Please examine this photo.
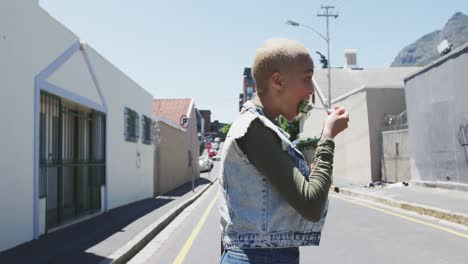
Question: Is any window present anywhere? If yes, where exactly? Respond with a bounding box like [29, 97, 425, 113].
[124, 107, 139, 142]
[141, 115, 153, 145]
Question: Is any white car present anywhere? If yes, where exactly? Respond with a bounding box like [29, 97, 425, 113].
[199, 156, 214, 172]
[211, 142, 219, 150]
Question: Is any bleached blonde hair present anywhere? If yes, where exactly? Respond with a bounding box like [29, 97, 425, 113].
[252, 38, 311, 95]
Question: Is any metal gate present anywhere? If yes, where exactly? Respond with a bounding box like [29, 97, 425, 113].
[39, 92, 106, 230]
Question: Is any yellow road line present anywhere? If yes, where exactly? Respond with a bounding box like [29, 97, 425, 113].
[173, 190, 219, 264]
[331, 194, 468, 239]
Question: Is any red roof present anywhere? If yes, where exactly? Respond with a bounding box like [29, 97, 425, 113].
[153, 99, 193, 125]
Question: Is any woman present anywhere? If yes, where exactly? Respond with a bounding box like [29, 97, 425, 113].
[218, 38, 350, 263]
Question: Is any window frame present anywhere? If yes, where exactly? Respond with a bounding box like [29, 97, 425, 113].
[141, 115, 153, 145]
[124, 107, 140, 142]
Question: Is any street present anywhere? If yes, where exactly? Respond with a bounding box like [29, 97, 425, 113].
[128, 159, 468, 264]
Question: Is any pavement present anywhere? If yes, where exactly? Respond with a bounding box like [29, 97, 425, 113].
[0, 171, 218, 264]
[2, 138, 467, 264]
[332, 182, 468, 227]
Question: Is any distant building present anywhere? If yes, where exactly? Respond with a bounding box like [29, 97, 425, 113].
[194, 108, 205, 134]
[239, 67, 256, 111]
[199, 110, 212, 132]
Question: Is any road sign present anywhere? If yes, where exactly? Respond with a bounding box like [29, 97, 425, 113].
[180, 115, 189, 128]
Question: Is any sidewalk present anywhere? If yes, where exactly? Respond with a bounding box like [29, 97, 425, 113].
[0, 173, 217, 264]
[332, 182, 468, 226]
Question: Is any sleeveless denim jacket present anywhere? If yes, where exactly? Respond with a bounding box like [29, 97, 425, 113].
[218, 101, 329, 249]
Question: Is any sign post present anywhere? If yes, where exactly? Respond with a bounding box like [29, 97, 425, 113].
[180, 115, 194, 192]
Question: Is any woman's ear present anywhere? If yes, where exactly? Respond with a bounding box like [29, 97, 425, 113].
[270, 72, 283, 93]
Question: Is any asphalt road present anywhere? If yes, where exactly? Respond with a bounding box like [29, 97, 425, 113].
[129, 159, 468, 264]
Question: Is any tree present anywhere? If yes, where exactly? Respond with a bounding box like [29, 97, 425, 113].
[316, 51, 328, 69]
[220, 123, 231, 135]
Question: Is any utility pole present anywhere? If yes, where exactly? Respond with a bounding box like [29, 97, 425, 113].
[317, 5, 338, 109]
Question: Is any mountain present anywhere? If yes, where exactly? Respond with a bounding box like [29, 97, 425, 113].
[391, 12, 468, 67]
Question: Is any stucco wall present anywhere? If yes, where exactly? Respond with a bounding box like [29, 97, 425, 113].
[382, 129, 411, 183]
[405, 49, 468, 187]
[0, 0, 78, 251]
[332, 91, 372, 186]
[366, 88, 407, 182]
[0, 0, 154, 251]
[154, 109, 199, 196]
[86, 47, 154, 209]
[301, 91, 372, 186]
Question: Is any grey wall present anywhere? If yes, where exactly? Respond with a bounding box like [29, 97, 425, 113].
[405, 49, 468, 188]
[382, 129, 411, 183]
[366, 88, 407, 182]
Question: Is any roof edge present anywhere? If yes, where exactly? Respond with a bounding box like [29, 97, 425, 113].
[154, 115, 186, 132]
[332, 84, 404, 104]
[404, 42, 468, 82]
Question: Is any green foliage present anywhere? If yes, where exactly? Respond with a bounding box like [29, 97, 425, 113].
[278, 116, 300, 141]
[316, 51, 328, 69]
[220, 123, 231, 134]
[295, 137, 320, 150]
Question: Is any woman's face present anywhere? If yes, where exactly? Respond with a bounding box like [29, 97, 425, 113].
[280, 55, 315, 121]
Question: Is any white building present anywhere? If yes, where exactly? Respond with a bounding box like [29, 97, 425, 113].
[0, 0, 154, 251]
[300, 50, 419, 186]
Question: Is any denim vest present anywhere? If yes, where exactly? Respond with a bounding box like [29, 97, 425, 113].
[218, 101, 329, 249]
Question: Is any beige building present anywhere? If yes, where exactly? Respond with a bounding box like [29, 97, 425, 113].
[153, 99, 200, 196]
[0, 0, 154, 251]
[300, 52, 419, 186]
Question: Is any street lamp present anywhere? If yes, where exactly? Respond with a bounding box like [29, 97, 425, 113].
[286, 19, 333, 109]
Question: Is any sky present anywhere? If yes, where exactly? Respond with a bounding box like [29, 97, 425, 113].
[39, 0, 467, 123]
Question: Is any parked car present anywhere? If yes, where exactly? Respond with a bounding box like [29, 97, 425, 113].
[208, 149, 217, 158]
[205, 141, 212, 150]
[199, 156, 214, 172]
[212, 155, 222, 161]
[214, 137, 221, 143]
[211, 142, 219, 150]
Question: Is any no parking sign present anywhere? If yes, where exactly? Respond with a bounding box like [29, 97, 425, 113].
[180, 115, 190, 128]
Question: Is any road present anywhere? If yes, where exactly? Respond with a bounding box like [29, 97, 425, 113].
[129, 159, 468, 264]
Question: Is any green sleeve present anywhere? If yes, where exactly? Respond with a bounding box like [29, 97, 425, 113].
[236, 119, 335, 222]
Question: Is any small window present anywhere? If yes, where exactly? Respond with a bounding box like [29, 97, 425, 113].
[124, 107, 139, 142]
[141, 115, 153, 145]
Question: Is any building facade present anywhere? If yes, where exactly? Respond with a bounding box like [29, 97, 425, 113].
[300, 53, 419, 186]
[0, 0, 154, 251]
[239, 67, 256, 111]
[153, 99, 200, 196]
[405, 43, 468, 190]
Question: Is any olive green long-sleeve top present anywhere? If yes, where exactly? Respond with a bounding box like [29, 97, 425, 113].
[236, 116, 335, 222]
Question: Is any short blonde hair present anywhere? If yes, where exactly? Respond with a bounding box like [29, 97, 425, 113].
[252, 38, 311, 95]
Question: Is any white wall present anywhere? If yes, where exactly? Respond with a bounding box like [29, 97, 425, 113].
[0, 0, 77, 252]
[0, 0, 153, 251]
[332, 92, 372, 186]
[301, 91, 372, 186]
[86, 48, 154, 210]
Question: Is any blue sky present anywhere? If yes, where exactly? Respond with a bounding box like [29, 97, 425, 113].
[39, 0, 467, 123]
